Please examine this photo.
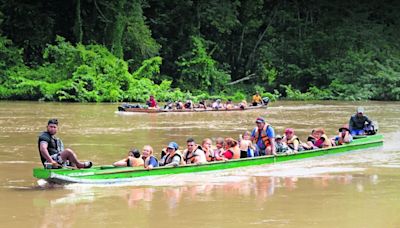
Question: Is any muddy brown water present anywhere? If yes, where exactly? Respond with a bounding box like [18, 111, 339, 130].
[0, 101, 399, 227]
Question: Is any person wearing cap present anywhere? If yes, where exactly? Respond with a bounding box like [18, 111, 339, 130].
[38, 119, 92, 169]
[334, 124, 353, 145]
[212, 99, 223, 110]
[182, 138, 207, 164]
[251, 117, 276, 156]
[141, 145, 159, 170]
[275, 135, 290, 154]
[113, 148, 144, 167]
[159, 142, 184, 167]
[349, 107, 372, 136]
[282, 128, 303, 153]
[252, 92, 263, 106]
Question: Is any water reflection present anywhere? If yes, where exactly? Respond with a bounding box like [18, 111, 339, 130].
[42, 173, 379, 210]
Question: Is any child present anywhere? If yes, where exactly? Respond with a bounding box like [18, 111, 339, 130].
[213, 137, 226, 161]
[275, 135, 291, 154]
[239, 131, 255, 158]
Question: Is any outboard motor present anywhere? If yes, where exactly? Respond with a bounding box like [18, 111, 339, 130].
[364, 121, 378, 135]
[262, 97, 270, 105]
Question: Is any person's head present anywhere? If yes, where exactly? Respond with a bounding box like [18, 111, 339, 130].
[284, 128, 295, 139]
[142, 145, 153, 158]
[128, 148, 141, 158]
[314, 128, 325, 139]
[186, 138, 196, 152]
[256, 91, 259, 95]
[356, 107, 365, 116]
[255, 117, 265, 129]
[275, 134, 283, 142]
[167, 141, 179, 154]
[47, 118, 59, 135]
[224, 137, 238, 149]
[215, 137, 225, 149]
[339, 124, 350, 134]
[243, 131, 251, 140]
[202, 138, 212, 151]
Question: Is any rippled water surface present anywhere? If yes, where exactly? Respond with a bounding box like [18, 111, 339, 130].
[0, 101, 399, 227]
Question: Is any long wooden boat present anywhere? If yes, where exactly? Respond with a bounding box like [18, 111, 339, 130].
[117, 103, 268, 113]
[33, 134, 383, 184]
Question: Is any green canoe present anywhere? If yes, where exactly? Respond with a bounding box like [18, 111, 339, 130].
[33, 134, 383, 184]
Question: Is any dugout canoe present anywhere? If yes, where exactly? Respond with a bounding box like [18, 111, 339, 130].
[33, 134, 383, 185]
[117, 103, 268, 113]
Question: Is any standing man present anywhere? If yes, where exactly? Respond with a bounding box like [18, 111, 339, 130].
[251, 117, 276, 156]
[349, 107, 372, 136]
[38, 119, 92, 169]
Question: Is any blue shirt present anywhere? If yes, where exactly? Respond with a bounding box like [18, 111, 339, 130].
[251, 126, 275, 150]
[148, 156, 159, 167]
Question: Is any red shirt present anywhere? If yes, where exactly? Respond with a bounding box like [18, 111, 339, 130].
[223, 150, 233, 159]
[148, 98, 157, 107]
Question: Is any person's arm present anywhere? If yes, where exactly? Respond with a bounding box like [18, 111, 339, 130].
[349, 117, 355, 130]
[113, 157, 129, 166]
[365, 116, 372, 125]
[165, 155, 181, 167]
[39, 141, 60, 167]
[146, 157, 158, 170]
[266, 127, 276, 155]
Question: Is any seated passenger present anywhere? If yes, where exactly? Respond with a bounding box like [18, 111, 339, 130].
[282, 128, 303, 153]
[212, 137, 226, 161]
[184, 100, 194, 109]
[198, 99, 207, 109]
[146, 95, 158, 108]
[182, 138, 207, 164]
[141, 145, 159, 170]
[164, 101, 173, 110]
[275, 135, 291, 154]
[113, 148, 144, 167]
[200, 138, 213, 162]
[239, 131, 255, 158]
[302, 129, 317, 150]
[225, 99, 234, 109]
[334, 124, 353, 146]
[239, 100, 248, 110]
[212, 99, 223, 110]
[222, 138, 240, 160]
[175, 100, 184, 109]
[159, 142, 184, 167]
[303, 128, 332, 149]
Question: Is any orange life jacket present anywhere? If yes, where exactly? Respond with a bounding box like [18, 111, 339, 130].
[253, 124, 271, 148]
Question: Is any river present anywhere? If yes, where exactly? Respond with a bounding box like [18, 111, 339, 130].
[0, 101, 399, 227]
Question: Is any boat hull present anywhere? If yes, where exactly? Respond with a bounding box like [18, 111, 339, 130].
[33, 134, 383, 184]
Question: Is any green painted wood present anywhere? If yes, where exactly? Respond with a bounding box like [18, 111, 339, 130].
[33, 134, 383, 184]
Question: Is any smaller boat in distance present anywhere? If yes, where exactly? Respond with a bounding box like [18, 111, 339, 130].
[117, 103, 268, 113]
[117, 97, 270, 113]
[33, 134, 383, 185]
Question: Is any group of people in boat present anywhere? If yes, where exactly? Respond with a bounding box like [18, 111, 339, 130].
[143, 93, 269, 111]
[37, 107, 376, 169]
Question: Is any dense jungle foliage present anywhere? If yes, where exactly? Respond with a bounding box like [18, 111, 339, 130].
[0, 0, 399, 102]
